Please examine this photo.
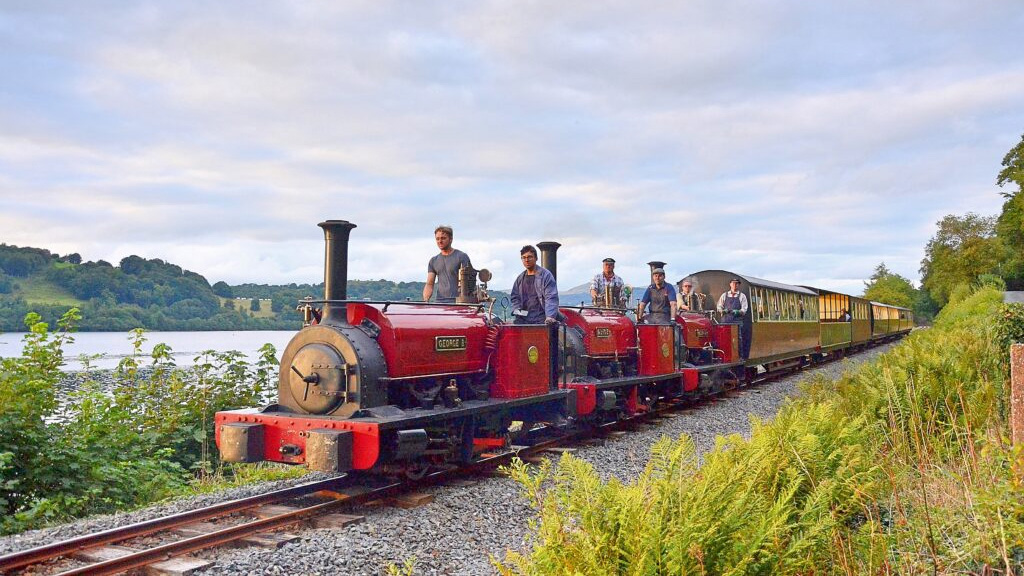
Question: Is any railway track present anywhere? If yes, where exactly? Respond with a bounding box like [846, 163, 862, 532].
[0, 352, 852, 576]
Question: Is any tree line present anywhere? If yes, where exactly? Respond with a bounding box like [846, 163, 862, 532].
[859, 133, 1024, 322]
[0, 246, 425, 331]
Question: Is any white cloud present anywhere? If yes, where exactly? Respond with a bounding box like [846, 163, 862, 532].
[0, 1, 1021, 296]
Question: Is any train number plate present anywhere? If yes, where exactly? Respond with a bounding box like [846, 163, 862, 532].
[595, 328, 611, 338]
[435, 336, 467, 352]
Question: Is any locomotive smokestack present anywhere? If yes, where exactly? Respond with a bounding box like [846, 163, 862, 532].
[647, 260, 666, 274]
[319, 220, 356, 325]
[537, 241, 561, 280]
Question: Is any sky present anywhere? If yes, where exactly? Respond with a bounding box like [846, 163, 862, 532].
[1, 2, 1022, 295]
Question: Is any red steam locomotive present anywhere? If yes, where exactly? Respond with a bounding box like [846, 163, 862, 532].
[215, 220, 910, 478]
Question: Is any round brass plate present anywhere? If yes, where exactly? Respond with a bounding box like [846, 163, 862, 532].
[527, 345, 539, 364]
[661, 342, 670, 358]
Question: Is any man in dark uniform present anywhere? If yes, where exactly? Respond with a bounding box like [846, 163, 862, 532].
[717, 278, 751, 359]
[639, 268, 677, 324]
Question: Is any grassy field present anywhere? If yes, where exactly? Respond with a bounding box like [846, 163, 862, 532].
[219, 297, 275, 318]
[13, 276, 86, 306]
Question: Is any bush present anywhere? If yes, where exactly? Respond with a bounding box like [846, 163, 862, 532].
[0, 312, 280, 534]
[997, 302, 1024, 348]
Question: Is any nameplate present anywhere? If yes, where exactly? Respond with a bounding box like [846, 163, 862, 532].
[435, 336, 467, 352]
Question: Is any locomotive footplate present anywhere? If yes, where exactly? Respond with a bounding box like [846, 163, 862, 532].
[352, 389, 574, 430]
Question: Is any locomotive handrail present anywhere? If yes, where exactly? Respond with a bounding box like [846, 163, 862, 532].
[568, 303, 632, 314]
[298, 297, 487, 313]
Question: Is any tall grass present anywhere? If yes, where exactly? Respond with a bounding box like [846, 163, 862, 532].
[500, 287, 1023, 574]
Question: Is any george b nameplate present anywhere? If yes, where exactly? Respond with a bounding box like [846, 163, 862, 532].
[435, 336, 467, 352]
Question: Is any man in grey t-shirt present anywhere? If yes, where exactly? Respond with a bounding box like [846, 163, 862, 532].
[423, 225, 472, 303]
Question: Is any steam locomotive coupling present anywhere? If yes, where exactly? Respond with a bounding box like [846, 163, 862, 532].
[215, 220, 913, 478]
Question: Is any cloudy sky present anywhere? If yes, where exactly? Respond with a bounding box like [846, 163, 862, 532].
[1, 1, 1022, 294]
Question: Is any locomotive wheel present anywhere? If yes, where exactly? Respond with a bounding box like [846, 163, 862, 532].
[403, 459, 431, 481]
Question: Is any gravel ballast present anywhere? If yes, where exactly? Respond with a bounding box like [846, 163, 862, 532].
[0, 345, 893, 575]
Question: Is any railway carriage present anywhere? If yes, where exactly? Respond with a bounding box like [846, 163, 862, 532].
[868, 302, 914, 341]
[798, 288, 871, 355]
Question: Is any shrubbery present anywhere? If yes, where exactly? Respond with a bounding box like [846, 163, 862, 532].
[501, 287, 1023, 574]
[0, 310, 282, 535]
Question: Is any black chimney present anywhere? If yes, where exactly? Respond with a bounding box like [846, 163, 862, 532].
[537, 241, 561, 280]
[319, 220, 356, 325]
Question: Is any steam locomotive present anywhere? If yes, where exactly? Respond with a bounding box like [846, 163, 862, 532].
[215, 220, 912, 478]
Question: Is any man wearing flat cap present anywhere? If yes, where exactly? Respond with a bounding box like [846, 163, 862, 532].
[639, 267, 677, 324]
[589, 257, 628, 308]
[717, 278, 751, 358]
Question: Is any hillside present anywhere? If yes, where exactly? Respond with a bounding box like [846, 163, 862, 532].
[0, 243, 425, 332]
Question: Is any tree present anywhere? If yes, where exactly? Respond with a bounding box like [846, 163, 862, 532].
[212, 281, 233, 298]
[997, 132, 1024, 194]
[996, 133, 1024, 289]
[863, 263, 916, 308]
[919, 213, 1002, 306]
[250, 298, 261, 312]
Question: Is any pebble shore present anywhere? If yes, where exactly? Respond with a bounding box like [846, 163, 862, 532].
[0, 346, 893, 575]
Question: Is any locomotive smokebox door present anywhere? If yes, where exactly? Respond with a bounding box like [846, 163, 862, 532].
[306, 429, 354, 472]
[287, 343, 348, 414]
[220, 422, 265, 463]
[278, 324, 388, 417]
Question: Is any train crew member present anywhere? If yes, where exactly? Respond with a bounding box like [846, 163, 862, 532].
[423, 225, 472, 303]
[717, 278, 751, 359]
[589, 257, 628, 308]
[510, 245, 559, 325]
[676, 279, 705, 312]
[639, 268, 677, 324]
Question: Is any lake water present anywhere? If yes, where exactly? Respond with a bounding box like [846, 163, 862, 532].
[0, 330, 296, 371]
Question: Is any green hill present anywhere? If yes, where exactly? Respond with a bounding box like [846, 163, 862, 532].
[0, 243, 429, 332]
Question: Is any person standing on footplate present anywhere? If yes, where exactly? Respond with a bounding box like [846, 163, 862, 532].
[717, 278, 751, 359]
[423, 225, 472, 303]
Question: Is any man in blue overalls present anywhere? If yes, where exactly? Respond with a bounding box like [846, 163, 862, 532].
[639, 268, 677, 324]
[717, 278, 751, 359]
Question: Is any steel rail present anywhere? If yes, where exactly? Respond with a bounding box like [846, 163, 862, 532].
[0, 476, 350, 572]
[52, 445, 567, 576]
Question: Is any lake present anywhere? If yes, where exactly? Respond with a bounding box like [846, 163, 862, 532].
[0, 330, 296, 371]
